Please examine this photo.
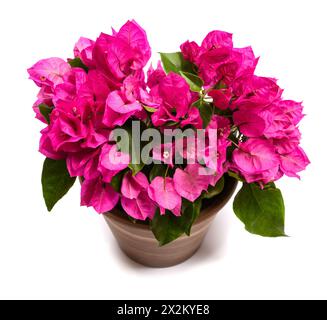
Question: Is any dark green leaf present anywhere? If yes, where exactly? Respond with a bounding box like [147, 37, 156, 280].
[233, 183, 286, 237]
[68, 58, 88, 72]
[110, 170, 126, 192]
[150, 211, 185, 246]
[159, 52, 196, 75]
[150, 197, 203, 246]
[180, 71, 203, 92]
[38, 104, 53, 124]
[203, 176, 225, 199]
[194, 100, 213, 129]
[182, 198, 202, 236]
[149, 164, 167, 182]
[41, 158, 76, 212]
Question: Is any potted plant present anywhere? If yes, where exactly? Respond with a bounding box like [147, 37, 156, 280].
[28, 20, 309, 268]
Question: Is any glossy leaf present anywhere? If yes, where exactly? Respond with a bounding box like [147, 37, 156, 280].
[150, 211, 185, 246]
[194, 99, 213, 129]
[41, 158, 76, 211]
[233, 183, 286, 237]
[180, 71, 203, 92]
[159, 52, 196, 75]
[38, 104, 53, 124]
[68, 57, 88, 72]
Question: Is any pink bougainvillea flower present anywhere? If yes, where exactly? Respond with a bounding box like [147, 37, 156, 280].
[152, 142, 175, 166]
[121, 171, 149, 199]
[180, 107, 203, 129]
[279, 146, 310, 178]
[81, 178, 119, 214]
[180, 41, 200, 64]
[103, 90, 144, 127]
[45, 111, 88, 153]
[66, 149, 100, 180]
[233, 138, 279, 173]
[174, 164, 211, 202]
[279, 100, 304, 126]
[207, 115, 231, 137]
[231, 47, 258, 79]
[148, 177, 181, 216]
[28, 58, 71, 88]
[200, 30, 233, 50]
[103, 75, 147, 128]
[116, 20, 151, 70]
[73, 37, 95, 68]
[98, 144, 129, 183]
[208, 89, 232, 110]
[93, 20, 151, 82]
[121, 192, 156, 221]
[232, 138, 280, 184]
[204, 115, 231, 178]
[233, 110, 266, 137]
[233, 76, 283, 108]
[120, 172, 156, 220]
[260, 102, 299, 139]
[39, 127, 66, 160]
[212, 47, 258, 87]
[158, 73, 191, 117]
[147, 62, 166, 89]
[151, 73, 202, 128]
[273, 127, 301, 155]
[53, 68, 88, 107]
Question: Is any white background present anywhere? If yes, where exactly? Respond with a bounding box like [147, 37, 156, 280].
[0, 0, 326, 300]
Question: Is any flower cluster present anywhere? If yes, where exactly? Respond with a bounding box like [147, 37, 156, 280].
[28, 20, 309, 227]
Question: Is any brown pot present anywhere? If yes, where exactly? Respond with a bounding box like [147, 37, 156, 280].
[103, 177, 238, 268]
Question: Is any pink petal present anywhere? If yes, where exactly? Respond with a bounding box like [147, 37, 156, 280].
[81, 178, 119, 214]
[100, 144, 129, 171]
[173, 164, 211, 202]
[148, 177, 181, 216]
[233, 138, 280, 173]
[233, 110, 266, 137]
[121, 172, 149, 199]
[280, 147, 310, 178]
[27, 58, 71, 87]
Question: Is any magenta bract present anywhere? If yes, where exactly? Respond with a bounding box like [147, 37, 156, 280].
[29, 21, 309, 218]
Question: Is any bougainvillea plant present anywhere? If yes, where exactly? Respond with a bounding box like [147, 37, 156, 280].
[28, 20, 309, 245]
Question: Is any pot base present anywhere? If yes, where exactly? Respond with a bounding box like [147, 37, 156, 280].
[104, 214, 214, 268]
[103, 176, 238, 268]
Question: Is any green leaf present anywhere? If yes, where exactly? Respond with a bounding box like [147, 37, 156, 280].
[150, 211, 185, 246]
[180, 71, 203, 92]
[159, 52, 196, 75]
[110, 170, 126, 192]
[41, 158, 76, 212]
[143, 105, 157, 113]
[149, 164, 167, 182]
[182, 198, 202, 236]
[150, 197, 203, 246]
[68, 58, 88, 72]
[203, 176, 225, 199]
[194, 99, 213, 129]
[233, 183, 286, 237]
[38, 104, 53, 124]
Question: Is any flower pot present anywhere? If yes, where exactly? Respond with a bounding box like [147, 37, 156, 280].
[103, 177, 238, 268]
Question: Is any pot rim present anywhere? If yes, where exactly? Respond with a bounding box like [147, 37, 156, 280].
[104, 176, 238, 230]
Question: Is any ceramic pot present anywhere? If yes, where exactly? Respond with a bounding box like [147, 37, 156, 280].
[103, 176, 238, 268]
